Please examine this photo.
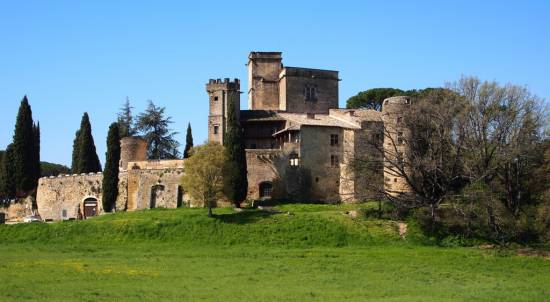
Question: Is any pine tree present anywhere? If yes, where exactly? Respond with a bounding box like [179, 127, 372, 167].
[102, 122, 121, 212]
[0, 144, 16, 203]
[71, 129, 81, 173]
[13, 96, 37, 196]
[222, 100, 248, 207]
[117, 98, 136, 138]
[33, 122, 41, 183]
[72, 113, 102, 174]
[183, 122, 194, 158]
[136, 100, 180, 159]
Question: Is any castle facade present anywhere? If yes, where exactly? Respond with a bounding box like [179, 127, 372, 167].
[35, 51, 409, 221]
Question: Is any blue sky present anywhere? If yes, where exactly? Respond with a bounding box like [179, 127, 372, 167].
[1, 0, 549, 166]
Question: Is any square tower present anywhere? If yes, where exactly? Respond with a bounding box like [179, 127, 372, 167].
[247, 52, 282, 110]
[206, 78, 240, 145]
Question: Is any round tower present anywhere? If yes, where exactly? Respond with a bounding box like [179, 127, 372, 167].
[381, 96, 411, 195]
[119, 136, 148, 170]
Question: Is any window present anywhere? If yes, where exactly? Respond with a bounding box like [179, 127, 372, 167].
[330, 134, 339, 146]
[289, 153, 299, 167]
[305, 85, 317, 102]
[331, 155, 339, 167]
[213, 125, 219, 135]
[214, 96, 219, 101]
[62, 209, 67, 218]
[397, 132, 404, 145]
[259, 182, 273, 199]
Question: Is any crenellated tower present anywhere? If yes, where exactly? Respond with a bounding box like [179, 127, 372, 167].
[206, 78, 240, 145]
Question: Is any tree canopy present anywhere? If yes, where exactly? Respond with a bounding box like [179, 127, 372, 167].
[102, 122, 121, 212]
[183, 122, 194, 159]
[136, 100, 180, 160]
[181, 142, 226, 217]
[117, 98, 136, 138]
[71, 113, 102, 174]
[222, 100, 248, 207]
[12, 96, 40, 196]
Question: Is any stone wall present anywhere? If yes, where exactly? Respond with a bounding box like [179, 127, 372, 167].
[299, 126, 342, 202]
[127, 168, 185, 210]
[279, 67, 339, 114]
[0, 197, 34, 221]
[37, 173, 103, 221]
[36, 160, 187, 220]
[245, 149, 281, 200]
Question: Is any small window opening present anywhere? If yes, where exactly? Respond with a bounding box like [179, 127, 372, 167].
[289, 153, 299, 167]
[330, 134, 339, 146]
[331, 155, 339, 167]
[213, 125, 219, 135]
[214, 96, 219, 101]
[397, 132, 404, 145]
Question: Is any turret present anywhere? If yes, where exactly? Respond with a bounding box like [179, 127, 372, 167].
[381, 96, 411, 195]
[206, 78, 240, 145]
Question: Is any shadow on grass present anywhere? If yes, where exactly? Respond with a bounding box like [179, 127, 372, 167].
[213, 209, 279, 225]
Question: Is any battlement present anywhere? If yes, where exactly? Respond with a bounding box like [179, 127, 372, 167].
[206, 78, 240, 91]
[39, 172, 103, 180]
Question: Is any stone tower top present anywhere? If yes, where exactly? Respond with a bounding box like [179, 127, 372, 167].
[247, 51, 283, 110]
[120, 136, 147, 170]
[206, 78, 241, 145]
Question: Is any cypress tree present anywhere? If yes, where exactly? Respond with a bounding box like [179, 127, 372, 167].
[102, 122, 121, 212]
[222, 100, 248, 207]
[77, 113, 102, 173]
[13, 96, 36, 196]
[33, 122, 41, 182]
[0, 144, 16, 203]
[71, 130, 81, 173]
[183, 122, 194, 158]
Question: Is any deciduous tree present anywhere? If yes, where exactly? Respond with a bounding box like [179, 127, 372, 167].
[181, 142, 226, 217]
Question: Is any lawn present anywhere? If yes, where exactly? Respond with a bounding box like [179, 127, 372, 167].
[0, 204, 548, 301]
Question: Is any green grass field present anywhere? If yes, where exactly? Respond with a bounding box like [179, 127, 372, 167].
[0, 204, 548, 301]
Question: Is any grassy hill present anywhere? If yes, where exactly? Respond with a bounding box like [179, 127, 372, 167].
[0, 203, 549, 301]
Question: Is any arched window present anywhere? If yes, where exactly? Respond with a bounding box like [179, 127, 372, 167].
[259, 182, 273, 199]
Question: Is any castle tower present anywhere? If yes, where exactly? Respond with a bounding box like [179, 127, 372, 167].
[119, 136, 148, 170]
[206, 78, 240, 145]
[381, 96, 411, 195]
[247, 52, 282, 110]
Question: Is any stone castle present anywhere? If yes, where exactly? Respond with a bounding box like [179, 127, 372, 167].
[35, 51, 410, 221]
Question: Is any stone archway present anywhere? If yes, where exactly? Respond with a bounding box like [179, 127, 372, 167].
[82, 197, 99, 218]
[150, 185, 165, 209]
